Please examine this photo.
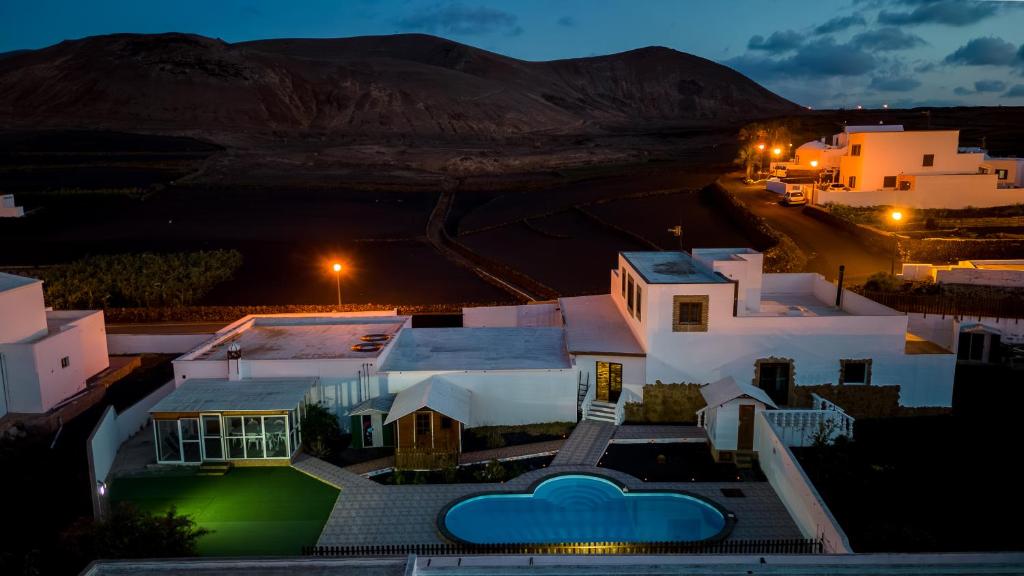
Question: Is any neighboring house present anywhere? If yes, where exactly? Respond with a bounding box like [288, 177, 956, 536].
[0, 194, 24, 217]
[900, 260, 1024, 288]
[0, 273, 109, 418]
[788, 125, 1023, 208]
[152, 249, 957, 468]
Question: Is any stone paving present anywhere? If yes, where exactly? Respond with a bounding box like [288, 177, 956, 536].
[306, 422, 802, 547]
[550, 421, 615, 466]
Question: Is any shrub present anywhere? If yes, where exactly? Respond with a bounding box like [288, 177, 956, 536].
[63, 504, 209, 563]
[863, 272, 902, 293]
[472, 459, 508, 482]
[301, 403, 346, 459]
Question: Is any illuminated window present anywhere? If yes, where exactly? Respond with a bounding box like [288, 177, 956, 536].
[851, 144, 861, 157]
[922, 154, 934, 167]
[996, 169, 1009, 180]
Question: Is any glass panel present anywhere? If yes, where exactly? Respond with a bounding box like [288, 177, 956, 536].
[245, 436, 265, 459]
[244, 416, 263, 437]
[227, 437, 245, 459]
[157, 420, 181, 462]
[204, 438, 224, 460]
[180, 419, 199, 441]
[264, 416, 288, 458]
[202, 415, 221, 436]
[183, 441, 201, 463]
[264, 416, 286, 435]
[226, 416, 244, 437]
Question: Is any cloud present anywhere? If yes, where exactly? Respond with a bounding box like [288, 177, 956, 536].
[747, 30, 803, 54]
[914, 61, 937, 73]
[1005, 84, 1024, 98]
[974, 80, 1007, 93]
[727, 38, 877, 82]
[814, 15, 867, 35]
[944, 37, 1018, 66]
[869, 75, 922, 92]
[953, 86, 973, 96]
[556, 16, 575, 27]
[849, 27, 926, 52]
[397, 3, 522, 36]
[878, 0, 998, 27]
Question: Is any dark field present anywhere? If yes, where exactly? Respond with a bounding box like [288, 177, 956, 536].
[597, 442, 763, 482]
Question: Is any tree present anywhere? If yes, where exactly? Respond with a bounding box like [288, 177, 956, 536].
[301, 403, 346, 459]
[63, 504, 209, 564]
[736, 122, 794, 179]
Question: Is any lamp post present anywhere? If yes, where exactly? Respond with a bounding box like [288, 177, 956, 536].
[889, 211, 903, 274]
[757, 143, 766, 178]
[332, 262, 343, 306]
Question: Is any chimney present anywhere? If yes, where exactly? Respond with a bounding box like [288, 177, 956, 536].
[835, 265, 845, 308]
[227, 342, 243, 381]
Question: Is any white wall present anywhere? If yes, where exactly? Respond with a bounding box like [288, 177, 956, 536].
[107, 333, 212, 355]
[0, 281, 47, 342]
[33, 327, 89, 411]
[937, 266, 1024, 288]
[817, 173, 1018, 209]
[573, 354, 646, 405]
[906, 314, 959, 351]
[705, 398, 767, 452]
[754, 413, 853, 553]
[382, 369, 579, 426]
[463, 303, 561, 327]
[117, 380, 175, 443]
[0, 346, 41, 412]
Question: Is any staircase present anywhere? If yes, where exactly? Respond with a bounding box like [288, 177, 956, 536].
[197, 461, 231, 476]
[585, 400, 618, 424]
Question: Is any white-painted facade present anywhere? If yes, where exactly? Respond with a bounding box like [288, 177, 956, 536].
[788, 125, 1024, 208]
[0, 273, 109, 417]
[901, 260, 1024, 288]
[0, 194, 25, 218]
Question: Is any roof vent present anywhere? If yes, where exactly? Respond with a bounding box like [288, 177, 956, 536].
[360, 333, 391, 343]
[351, 342, 383, 353]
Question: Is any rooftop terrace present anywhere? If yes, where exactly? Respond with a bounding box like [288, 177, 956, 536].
[379, 327, 571, 372]
[195, 316, 407, 360]
[622, 251, 726, 285]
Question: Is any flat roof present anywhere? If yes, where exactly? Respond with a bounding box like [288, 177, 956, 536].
[195, 317, 407, 360]
[749, 293, 849, 317]
[379, 327, 571, 372]
[622, 251, 726, 284]
[845, 124, 904, 133]
[560, 294, 644, 356]
[149, 378, 317, 413]
[0, 272, 39, 292]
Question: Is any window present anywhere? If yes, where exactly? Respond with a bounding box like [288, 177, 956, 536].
[595, 361, 623, 403]
[415, 412, 431, 437]
[848, 176, 857, 189]
[243, 416, 264, 458]
[672, 295, 709, 332]
[922, 154, 934, 167]
[635, 285, 642, 321]
[226, 416, 245, 459]
[851, 144, 861, 157]
[179, 418, 201, 463]
[441, 416, 453, 430]
[996, 169, 1009, 180]
[621, 268, 626, 298]
[626, 275, 635, 314]
[755, 359, 793, 406]
[883, 176, 897, 188]
[156, 420, 181, 462]
[264, 416, 288, 458]
[60, 356, 70, 369]
[840, 359, 872, 385]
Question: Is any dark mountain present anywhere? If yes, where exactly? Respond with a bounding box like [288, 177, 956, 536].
[0, 33, 799, 142]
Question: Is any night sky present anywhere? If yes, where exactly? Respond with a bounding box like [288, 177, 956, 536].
[2, 0, 1023, 109]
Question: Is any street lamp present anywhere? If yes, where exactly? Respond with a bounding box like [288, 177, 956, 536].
[810, 160, 819, 168]
[331, 262, 343, 306]
[889, 211, 903, 274]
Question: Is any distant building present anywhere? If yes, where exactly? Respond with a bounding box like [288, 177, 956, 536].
[0, 273, 109, 418]
[783, 125, 1024, 208]
[0, 194, 24, 217]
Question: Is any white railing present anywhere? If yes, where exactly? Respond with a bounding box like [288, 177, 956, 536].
[579, 372, 595, 420]
[614, 395, 626, 425]
[763, 396, 854, 448]
[695, 406, 707, 429]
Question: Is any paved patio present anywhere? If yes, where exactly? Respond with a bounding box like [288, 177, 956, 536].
[550, 421, 615, 466]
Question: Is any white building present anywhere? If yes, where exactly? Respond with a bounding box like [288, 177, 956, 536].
[156, 248, 956, 466]
[0, 273, 109, 417]
[0, 194, 24, 218]
[786, 125, 1023, 208]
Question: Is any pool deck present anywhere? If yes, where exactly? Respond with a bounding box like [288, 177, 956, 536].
[303, 422, 802, 547]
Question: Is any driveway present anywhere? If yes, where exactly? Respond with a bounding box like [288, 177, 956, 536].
[720, 174, 891, 283]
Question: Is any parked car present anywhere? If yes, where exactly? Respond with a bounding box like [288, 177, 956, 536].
[782, 190, 807, 206]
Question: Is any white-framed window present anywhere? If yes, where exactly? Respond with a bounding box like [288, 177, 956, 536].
[840, 359, 872, 385]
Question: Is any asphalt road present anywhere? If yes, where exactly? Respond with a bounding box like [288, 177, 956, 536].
[719, 174, 892, 284]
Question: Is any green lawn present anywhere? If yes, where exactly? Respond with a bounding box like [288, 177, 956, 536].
[110, 467, 339, 556]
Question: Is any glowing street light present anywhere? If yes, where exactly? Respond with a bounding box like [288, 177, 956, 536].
[331, 262, 343, 306]
[810, 160, 819, 168]
[889, 210, 903, 274]
[772, 147, 782, 156]
[890, 210, 903, 223]
[757, 143, 765, 151]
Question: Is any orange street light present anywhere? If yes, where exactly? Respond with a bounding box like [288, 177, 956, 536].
[890, 210, 903, 222]
[772, 147, 782, 156]
[810, 160, 819, 168]
[888, 211, 903, 274]
[757, 143, 766, 151]
[331, 262, 343, 305]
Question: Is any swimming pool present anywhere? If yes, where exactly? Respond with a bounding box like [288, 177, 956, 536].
[439, 474, 734, 545]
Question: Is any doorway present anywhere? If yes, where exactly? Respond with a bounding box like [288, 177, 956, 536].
[596, 361, 623, 403]
[756, 360, 792, 406]
[201, 414, 224, 461]
[737, 404, 755, 450]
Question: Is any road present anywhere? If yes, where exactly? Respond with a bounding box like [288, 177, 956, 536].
[719, 174, 892, 284]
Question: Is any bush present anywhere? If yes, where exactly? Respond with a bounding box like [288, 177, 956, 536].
[63, 504, 209, 564]
[472, 459, 508, 482]
[301, 403, 346, 459]
[863, 272, 902, 293]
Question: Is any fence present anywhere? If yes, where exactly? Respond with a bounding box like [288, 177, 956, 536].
[860, 291, 1024, 320]
[303, 538, 823, 557]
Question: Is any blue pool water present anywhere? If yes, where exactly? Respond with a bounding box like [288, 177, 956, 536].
[441, 474, 730, 544]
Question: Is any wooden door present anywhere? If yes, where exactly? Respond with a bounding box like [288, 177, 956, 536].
[737, 404, 755, 451]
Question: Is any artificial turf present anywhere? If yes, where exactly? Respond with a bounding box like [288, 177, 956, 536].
[110, 467, 339, 556]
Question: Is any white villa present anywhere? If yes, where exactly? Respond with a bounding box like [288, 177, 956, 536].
[779, 125, 1024, 208]
[0, 194, 25, 218]
[155, 248, 957, 467]
[0, 272, 109, 418]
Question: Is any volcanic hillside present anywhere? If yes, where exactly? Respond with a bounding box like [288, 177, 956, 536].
[0, 33, 799, 141]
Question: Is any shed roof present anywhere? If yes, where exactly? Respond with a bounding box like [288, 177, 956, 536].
[700, 376, 777, 409]
[378, 327, 571, 372]
[560, 294, 644, 356]
[384, 377, 471, 425]
[149, 378, 317, 413]
[350, 393, 397, 416]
